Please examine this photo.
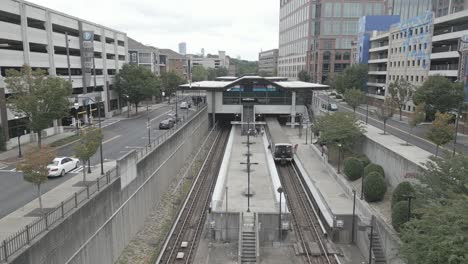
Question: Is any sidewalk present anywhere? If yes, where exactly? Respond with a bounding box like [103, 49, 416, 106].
[0, 161, 116, 241]
[0, 103, 166, 166]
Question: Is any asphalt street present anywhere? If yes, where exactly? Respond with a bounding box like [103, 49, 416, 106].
[0, 100, 197, 219]
[317, 93, 468, 156]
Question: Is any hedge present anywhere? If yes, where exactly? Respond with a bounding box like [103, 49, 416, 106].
[364, 163, 385, 178]
[392, 200, 409, 231]
[392, 182, 415, 208]
[344, 157, 364, 181]
[355, 154, 370, 167]
[363, 172, 387, 202]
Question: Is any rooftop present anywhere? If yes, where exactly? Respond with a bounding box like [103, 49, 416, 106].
[180, 76, 329, 91]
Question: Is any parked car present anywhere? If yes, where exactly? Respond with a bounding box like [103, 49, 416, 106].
[48, 157, 80, 177]
[328, 103, 338, 111]
[180, 102, 188, 109]
[159, 119, 173, 129]
[167, 113, 181, 124]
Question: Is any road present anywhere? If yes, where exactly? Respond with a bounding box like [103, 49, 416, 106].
[317, 93, 468, 156]
[0, 100, 197, 219]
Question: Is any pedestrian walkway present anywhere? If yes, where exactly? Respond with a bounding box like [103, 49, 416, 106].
[0, 161, 116, 241]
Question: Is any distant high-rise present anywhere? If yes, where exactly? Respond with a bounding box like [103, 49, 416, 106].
[389, 0, 468, 19]
[178, 42, 187, 55]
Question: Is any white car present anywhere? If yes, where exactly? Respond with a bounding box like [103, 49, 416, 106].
[48, 157, 80, 177]
[180, 102, 188, 109]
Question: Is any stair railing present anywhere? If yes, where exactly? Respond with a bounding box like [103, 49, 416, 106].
[238, 212, 243, 263]
[255, 213, 260, 263]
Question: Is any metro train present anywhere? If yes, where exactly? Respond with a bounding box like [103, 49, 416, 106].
[266, 117, 294, 164]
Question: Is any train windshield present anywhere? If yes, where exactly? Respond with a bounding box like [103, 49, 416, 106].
[275, 145, 292, 156]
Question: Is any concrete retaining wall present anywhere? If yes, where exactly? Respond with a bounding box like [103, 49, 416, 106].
[209, 212, 241, 242]
[10, 108, 209, 264]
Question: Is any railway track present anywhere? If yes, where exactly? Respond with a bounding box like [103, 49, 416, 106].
[277, 162, 338, 264]
[155, 126, 230, 264]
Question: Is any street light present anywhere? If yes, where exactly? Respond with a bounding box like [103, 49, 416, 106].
[337, 143, 343, 174]
[403, 194, 415, 221]
[14, 116, 22, 158]
[73, 103, 80, 134]
[277, 187, 284, 241]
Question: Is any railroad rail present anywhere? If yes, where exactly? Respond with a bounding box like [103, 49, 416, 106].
[155, 126, 230, 264]
[277, 162, 338, 264]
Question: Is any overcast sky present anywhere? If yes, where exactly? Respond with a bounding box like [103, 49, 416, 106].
[29, 0, 279, 61]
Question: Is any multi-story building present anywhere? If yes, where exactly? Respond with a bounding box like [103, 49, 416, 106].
[388, 0, 468, 20]
[278, 0, 387, 82]
[159, 48, 187, 78]
[189, 51, 230, 70]
[432, 0, 468, 17]
[128, 37, 160, 76]
[258, 49, 279, 76]
[178, 42, 186, 55]
[0, 0, 127, 147]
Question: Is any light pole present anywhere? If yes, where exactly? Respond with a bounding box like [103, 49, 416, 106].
[351, 190, 356, 243]
[403, 194, 414, 221]
[277, 187, 284, 241]
[337, 143, 342, 174]
[14, 116, 22, 158]
[74, 103, 80, 134]
[147, 104, 151, 145]
[361, 171, 365, 200]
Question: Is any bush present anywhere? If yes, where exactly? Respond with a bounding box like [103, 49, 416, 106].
[343, 157, 364, 181]
[392, 182, 415, 208]
[363, 172, 387, 202]
[330, 92, 337, 96]
[335, 94, 343, 99]
[364, 163, 385, 178]
[392, 200, 409, 231]
[355, 154, 370, 167]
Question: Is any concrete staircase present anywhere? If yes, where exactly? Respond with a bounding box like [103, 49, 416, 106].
[240, 213, 257, 263]
[369, 232, 386, 264]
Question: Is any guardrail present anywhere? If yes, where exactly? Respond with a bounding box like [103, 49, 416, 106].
[0, 104, 208, 263]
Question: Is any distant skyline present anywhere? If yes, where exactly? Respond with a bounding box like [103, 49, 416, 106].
[29, 0, 279, 61]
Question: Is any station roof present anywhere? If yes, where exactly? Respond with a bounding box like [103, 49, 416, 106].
[180, 76, 329, 91]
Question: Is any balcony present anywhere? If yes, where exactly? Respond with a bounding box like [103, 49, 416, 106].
[367, 79, 386, 87]
[430, 51, 459, 60]
[368, 70, 387, 75]
[430, 64, 459, 71]
[433, 29, 468, 42]
[369, 46, 389, 53]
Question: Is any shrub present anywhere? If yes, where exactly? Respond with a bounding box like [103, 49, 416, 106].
[355, 154, 370, 167]
[364, 163, 385, 178]
[392, 200, 409, 231]
[330, 92, 337, 96]
[392, 182, 415, 208]
[363, 172, 387, 202]
[335, 94, 343, 99]
[343, 157, 364, 181]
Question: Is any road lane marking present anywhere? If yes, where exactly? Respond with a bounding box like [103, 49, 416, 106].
[150, 110, 172, 123]
[102, 135, 121, 144]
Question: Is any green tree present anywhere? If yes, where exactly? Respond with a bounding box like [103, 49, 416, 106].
[387, 79, 414, 121]
[74, 128, 103, 183]
[192, 65, 208, 82]
[17, 146, 56, 213]
[230, 58, 258, 76]
[207, 68, 217, 81]
[343, 64, 368, 93]
[298, 70, 311, 82]
[344, 88, 365, 112]
[413, 75, 464, 119]
[114, 64, 160, 114]
[315, 112, 365, 150]
[375, 99, 396, 135]
[400, 198, 468, 264]
[216, 67, 228, 77]
[161, 71, 184, 102]
[5, 65, 72, 147]
[427, 112, 454, 157]
[328, 73, 346, 94]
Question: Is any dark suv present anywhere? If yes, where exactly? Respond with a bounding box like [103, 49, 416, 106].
[159, 119, 173, 129]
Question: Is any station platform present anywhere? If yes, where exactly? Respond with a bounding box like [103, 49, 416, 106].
[212, 125, 278, 213]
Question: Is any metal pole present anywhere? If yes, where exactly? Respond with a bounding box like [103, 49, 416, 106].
[225, 186, 228, 241]
[453, 103, 462, 156]
[352, 190, 356, 243]
[337, 146, 341, 174]
[368, 216, 374, 264]
[87, 159, 91, 173]
[305, 124, 308, 144]
[366, 94, 369, 124]
[147, 105, 151, 145]
[278, 191, 282, 241]
[17, 124, 22, 158]
[65, 32, 72, 83]
[407, 196, 413, 221]
[98, 102, 104, 175]
[361, 174, 365, 200]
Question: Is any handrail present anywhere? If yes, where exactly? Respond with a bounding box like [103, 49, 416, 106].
[255, 213, 260, 263]
[238, 212, 243, 263]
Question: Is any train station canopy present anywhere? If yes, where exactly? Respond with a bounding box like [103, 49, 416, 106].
[179, 76, 329, 91]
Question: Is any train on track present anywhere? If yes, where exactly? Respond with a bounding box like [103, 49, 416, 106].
[266, 117, 294, 164]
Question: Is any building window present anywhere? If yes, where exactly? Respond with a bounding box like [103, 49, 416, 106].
[335, 52, 342, 60]
[343, 52, 350, 60]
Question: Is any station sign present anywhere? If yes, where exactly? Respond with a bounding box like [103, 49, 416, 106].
[81, 31, 95, 88]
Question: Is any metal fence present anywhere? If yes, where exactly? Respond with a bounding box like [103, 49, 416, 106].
[0, 104, 207, 263]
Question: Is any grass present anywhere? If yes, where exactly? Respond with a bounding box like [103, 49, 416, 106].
[49, 134, 80, 147]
